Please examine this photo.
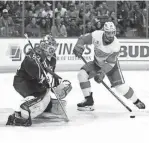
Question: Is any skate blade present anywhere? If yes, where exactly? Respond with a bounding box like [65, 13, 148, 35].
[77, 106, 94, 111]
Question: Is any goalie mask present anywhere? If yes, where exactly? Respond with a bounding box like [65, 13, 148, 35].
[40, 35, 57, 60]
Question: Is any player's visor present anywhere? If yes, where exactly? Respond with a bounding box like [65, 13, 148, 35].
[105, 31, 116, 37]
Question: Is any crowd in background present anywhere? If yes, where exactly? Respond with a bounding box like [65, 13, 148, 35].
[0, 1, 148, 38]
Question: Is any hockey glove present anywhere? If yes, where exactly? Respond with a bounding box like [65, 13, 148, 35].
[39, 76, 50, 88]
[73, 44, 85, 58]
[42, 79, 50, 88]
[94, 71, 105, 84]
[53, 80, 72, 99]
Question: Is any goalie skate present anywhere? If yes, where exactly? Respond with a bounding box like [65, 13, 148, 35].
[6, 111, 32, 126]
[77, 92, 94, 111]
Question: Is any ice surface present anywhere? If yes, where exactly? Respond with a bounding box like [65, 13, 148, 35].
[0, 71, 149, 143]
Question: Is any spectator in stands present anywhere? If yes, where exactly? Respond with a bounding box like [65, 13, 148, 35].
[51, 15, 67, 37]
[95, 2, 109, 25]
[63, 12, 70, 26]
[0, 9, 16, 37]
[128, 3, 146, 37]
[25, 10, 34, 27]
[25, 17, 41, 37]
[33, 2, 43, 18]
[85, 2, 93, 22]
[41, 2, 53, 18]
[85, 21, 95, 33]
[13, 2, 22, 23]
[75, 1, 83, 11]
[36, 2, 45, 19]
[78, 21, 84, 36]
[62, 1, 69, 9]
[0, 1, 5, 13]
[67, 18, 80, 37]
[108, 11, 117, 26]
[96, 2, 109, 17]
[117, 2, 129, 37]
[39, 18, 50, 37]
[30, 3, 36, 13]
[6, 3, 11, 13]
[67, 3, 78, 19]
[94, 19, 102, 30]
[25, 1, 31, 10]
[55, 1, 67, 18]
[36, 1, 45, 8]
[76, 8, 84, 27]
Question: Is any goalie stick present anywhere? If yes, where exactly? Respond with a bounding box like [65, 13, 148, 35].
[80, 55, 132, 112]
[24, 34, 69, 122]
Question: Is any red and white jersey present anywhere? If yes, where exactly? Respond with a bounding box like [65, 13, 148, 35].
[91, 30, 120, 66]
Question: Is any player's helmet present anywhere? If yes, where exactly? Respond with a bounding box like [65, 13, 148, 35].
[103, 22, 116, 43]
[103, 22, 116, 32]
[40, 35, 57, 58]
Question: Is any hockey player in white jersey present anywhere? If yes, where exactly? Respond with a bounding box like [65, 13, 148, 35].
[73, 22, 145, 111]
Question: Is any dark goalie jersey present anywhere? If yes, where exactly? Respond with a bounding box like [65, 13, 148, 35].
[16, 51, 56, 83]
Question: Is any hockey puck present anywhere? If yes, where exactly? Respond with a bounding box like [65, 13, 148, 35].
[130, 115, 135, 118]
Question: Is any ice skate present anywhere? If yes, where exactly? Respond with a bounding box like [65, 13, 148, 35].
[6, 111, 32, 127]
[133, 99, 145, 109]
[77, 92, 94, 111]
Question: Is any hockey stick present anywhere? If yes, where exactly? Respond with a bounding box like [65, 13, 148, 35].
[80, 56, 132, 112]
[24, 34, 69, 122]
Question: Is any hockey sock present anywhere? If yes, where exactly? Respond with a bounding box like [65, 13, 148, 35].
[124, 88, 138, 103]
[115, 84, 137, 103]
[80, 81, 91, 97]
[78, 70, 91, 97]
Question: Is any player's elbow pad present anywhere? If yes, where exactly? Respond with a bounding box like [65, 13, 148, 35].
[76, 37, 85, 46]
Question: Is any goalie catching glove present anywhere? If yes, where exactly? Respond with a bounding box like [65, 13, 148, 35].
[53, 80, 72, 99]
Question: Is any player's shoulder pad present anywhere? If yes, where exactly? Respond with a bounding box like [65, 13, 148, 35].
[112, 37, 121, 52]
[78, 33, 92, 45]
[92, 30, 103, 39]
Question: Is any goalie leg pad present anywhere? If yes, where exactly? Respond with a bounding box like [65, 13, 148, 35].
[51, 99, 67, 115]
[20, 89, 51, 119]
